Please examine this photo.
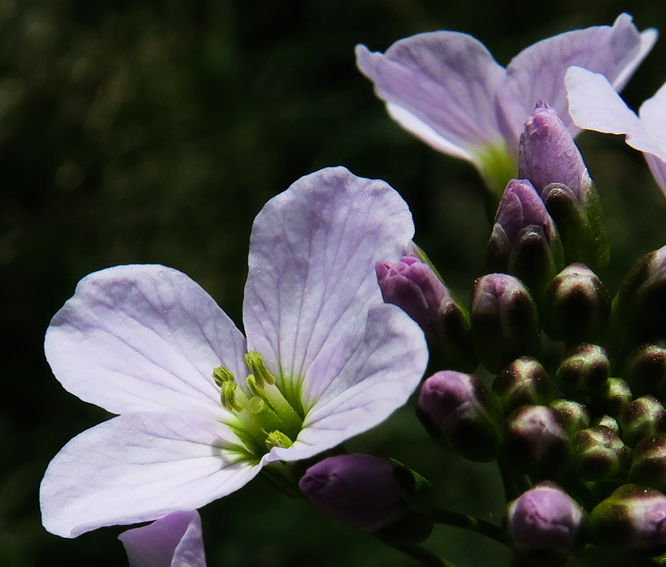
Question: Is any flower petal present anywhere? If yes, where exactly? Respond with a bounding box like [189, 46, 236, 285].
[355, 32, 506, 161]
[565, 66, 666, 159]
[45, 265, 247, 419]
[119, 510, 206, 567]
[273, 304, 427, 462]
[497, 13, 657, 151]
[41, 412, 261, 538]
[243, 167, 415, 401]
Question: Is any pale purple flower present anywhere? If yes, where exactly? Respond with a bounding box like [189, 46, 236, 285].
[566, 65, 666, 195]
[119, 510, 206, 567]
[40, 167, 428, 538]
[356, 14, 656, 192]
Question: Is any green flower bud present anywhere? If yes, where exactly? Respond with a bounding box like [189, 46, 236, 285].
[594, 415, 620, 436]
[626, 343, 666, 400]
[619, 396, 666, 448]
[542, 182, 609, 272]
[629, 434, 666, 494]
[572, 425, 630, 482]
[595, 377, 632, 419]
[550, 398, 590, 435]
[556, 344, 610, 397]
[492, 357, 553, 415]
[417, 371, 503, 462]
[590, 484, 666, 552]
[542, 263, 610, 345]
[504, 405, 571, 479]
[615, 246, 666, 345]
[471, 274, 540, 374]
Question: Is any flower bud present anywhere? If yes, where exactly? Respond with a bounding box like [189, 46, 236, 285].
[299, 454, 434, 543]
[556, 344, 610, 397]
[519, 103, 590, 202]
[504, 405, 571, 479]
[486, 179, 564, 298]
[417, 371, 503, 463]
[542, 263, 610, 344]
[615, 245, 666, 345]
[506, 482, 587, 552]
[376, 256, 476, 372]
[471, 274, 540, 374]
[619, 396, 666, 448]
[550, 398, 590, 435]
[492, 357, 552, 416]
[626, 343, 666, 400]
[629, 434, 666, 493]
[594, 415, 620, 436]
[572, 425, 630, 482]
[590, 484, 666, 552]
[595, 377, 632, 419]
[519, 103, 608, 271]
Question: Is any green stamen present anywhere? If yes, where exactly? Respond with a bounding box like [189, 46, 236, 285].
[213, 365, 235, 386]
[213, 353, 304, 459]
[265, 430, 294, 450]
[245, 351, 277, 386]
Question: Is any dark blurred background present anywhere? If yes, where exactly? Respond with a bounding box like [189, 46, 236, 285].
[3, 1, 666, 566]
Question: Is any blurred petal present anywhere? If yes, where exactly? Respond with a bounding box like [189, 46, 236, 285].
[40, 413, 260, 538]
[243, 167, 415, 401]
[497, 13, 657, 150]
[119, 510, 206, 567]
[356, 33, 506, 161]
[45, 265, 247, 419]
[274, 304, 427, 462]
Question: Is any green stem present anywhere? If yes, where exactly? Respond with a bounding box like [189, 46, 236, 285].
[386, 542, 461, 567]
[431, 507, 507, 547]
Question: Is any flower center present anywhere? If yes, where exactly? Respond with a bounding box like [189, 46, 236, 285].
[213, 351, 304, 457]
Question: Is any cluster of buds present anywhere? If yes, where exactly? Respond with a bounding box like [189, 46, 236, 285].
[369, 103, 666, 558]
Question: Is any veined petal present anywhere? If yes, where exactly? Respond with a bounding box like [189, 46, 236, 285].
[119, 510, 206, 567]
[638, 81, 666, 154]
[566, 67, 666, 159]
[271, 305, 427, 462]
[356, 32, 506, 159]
[497, 13, 657, 151]
[45, 265, 247, 419]
[40, 413, 261, 538]
[243, 167, 415, 402]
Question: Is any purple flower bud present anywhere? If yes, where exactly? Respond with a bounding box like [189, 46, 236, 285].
[376, 256, 476, 371]
[492, 357, 552, 416]
[629, 434, 666, 494]
[376, 257, 450, 335]
[504, 405, 571, 479]
[519, 103, 592, 201]
[543, 263, 611, 344]
[507, 482, 587, 552]
[556, 344, 610, 397]
[493, 179, 556, 247]
[417, 371, 503, 463]
[619, 396, 666, 448]
[486, 180, 564, 297]
[590, 484, 666, 552]
[299, 454, 433, 542]
[471, 274, 540, 374]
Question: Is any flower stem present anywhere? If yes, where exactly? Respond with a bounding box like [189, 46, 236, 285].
[386, 542, 461, 567]
[431, 507, 507, 546]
